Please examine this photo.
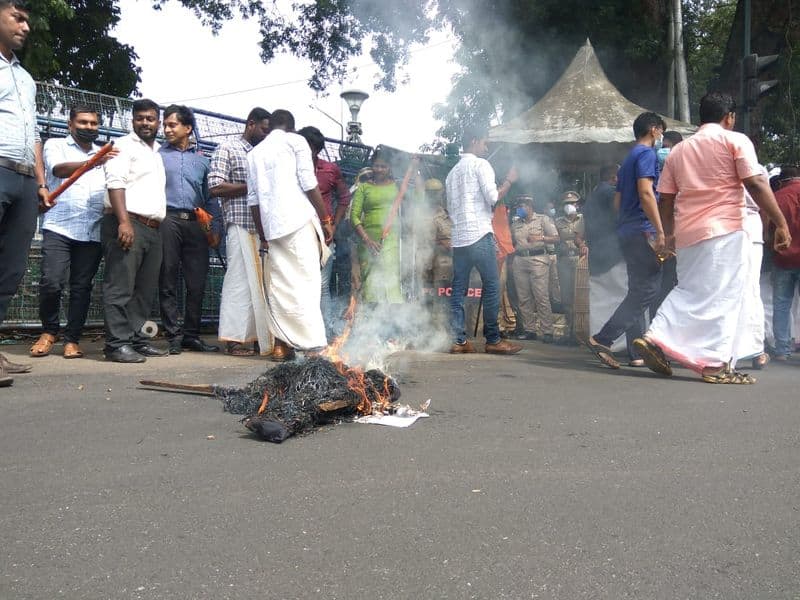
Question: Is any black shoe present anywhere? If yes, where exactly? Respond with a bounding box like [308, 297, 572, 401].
[133, 343, 168, 357]
[181, 337, 220, 352]
[105, 344, 146, 363]
[168, 340, 182, 355]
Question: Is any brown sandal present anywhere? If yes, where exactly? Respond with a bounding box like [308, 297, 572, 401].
[63, 342, 84, 359]
[702, 369, 756, 384]
[584, 337, 620, 369]
[226, 342, 256, 356]
[632, 338, 673, 376]
[30, 333, 56, 357]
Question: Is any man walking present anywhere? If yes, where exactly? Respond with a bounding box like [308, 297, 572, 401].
[585, 112, 666, 369]
[30, 106, 118, 360]
[101, 98, 167, 363]
[210, 107, 272, 356]
[0, 0, 48, 385]
[445, 124, 521, 355]
[158, 105, 222, 354]
[247, 109, 333, 362]
[635, 92, 790, 383]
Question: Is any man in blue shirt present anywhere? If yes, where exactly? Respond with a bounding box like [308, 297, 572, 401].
[0, 0, 49, 385]
[158, 105, 222, 354]
[585, 112, 667, 369]
[30, 106, 118, 360]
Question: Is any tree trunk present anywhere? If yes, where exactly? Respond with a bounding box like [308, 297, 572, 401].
[667, 3, 676, 118]
[674, 0, 691, 121]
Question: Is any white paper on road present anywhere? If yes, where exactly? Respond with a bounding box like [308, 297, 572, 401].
[355, 412, 429, 427]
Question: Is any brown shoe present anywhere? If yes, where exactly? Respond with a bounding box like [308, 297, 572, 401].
[449, 340, 477, 354]
[484, 340, 522, 355]
[268, 340, 296, 362]
[30, 333, 56, 357]
[63, 342, 84, 359]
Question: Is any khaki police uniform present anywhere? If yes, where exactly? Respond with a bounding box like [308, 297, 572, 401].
[555, 213, 585, 315]
[431, 206, 453, 284]
[510, 214, 559, 335]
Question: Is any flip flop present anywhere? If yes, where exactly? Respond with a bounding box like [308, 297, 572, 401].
[584, 337, 620, 369]
[632, 338, 673, 376]
[751, 353, 769, 370]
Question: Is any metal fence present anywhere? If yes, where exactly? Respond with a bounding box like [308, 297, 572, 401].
[2, 83, 373, 330]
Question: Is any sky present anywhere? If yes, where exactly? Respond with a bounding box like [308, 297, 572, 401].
[113, 0, 460, 152]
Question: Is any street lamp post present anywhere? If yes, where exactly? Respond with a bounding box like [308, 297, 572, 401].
[340, 89, 369, 145]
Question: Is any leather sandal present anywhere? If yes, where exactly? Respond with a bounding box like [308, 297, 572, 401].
[226, 342, 256, 356]
[63, 342, 84, 359]
[30, 333, 56, 357]
[584, 337, 620, 369]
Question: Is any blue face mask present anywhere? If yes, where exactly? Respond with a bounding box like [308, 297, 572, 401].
[657, 147, 670, 168]
[515, 207, 528, 219]
[548, 208, 556, 217]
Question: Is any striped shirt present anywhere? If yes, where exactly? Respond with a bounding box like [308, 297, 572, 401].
[0, 52, 39, 165]
[42, 135, 107, 242]
[208, 136, 256, 233]
[445, 153, 499, 248]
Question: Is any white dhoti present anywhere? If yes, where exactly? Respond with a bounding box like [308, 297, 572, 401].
[218, 223, 273, 354]
[732, 239, 764, 367]
[647, 230, 749, 373]
[265, 219, 330, 350]
[589, 260, 628, 352]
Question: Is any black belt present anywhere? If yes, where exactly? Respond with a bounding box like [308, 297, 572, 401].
[166, 209, 196, 221]
[0, 157, 35, 177]
[128, 212, 161, 229]
[516, 248, 546, 257]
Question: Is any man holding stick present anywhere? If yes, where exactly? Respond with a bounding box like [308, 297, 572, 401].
[247, 109, 333, 362]
[29, 106, 118, 359]
[445, 124, 521, 355]
[0, 0, 48, 386]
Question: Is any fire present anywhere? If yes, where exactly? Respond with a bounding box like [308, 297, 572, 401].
[321, 294, 394, 415]
[257, 390, 269, 415]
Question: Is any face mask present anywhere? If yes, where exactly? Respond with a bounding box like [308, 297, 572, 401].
[653, 135, 663, 151]
[564, 204, 577, 216]
[73, 128, 99, 144]
[548, 208, 556, 217]
[657, 147, 670, 168]
[515, 207, 528, 219]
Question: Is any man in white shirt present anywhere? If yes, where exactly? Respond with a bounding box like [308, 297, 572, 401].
[247, 109, 333, 362]
[101, 98, 168, 363]
[30, 106, 118, 360]
[445, 124, 521, 355]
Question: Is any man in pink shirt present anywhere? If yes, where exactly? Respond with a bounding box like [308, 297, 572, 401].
[633, 92, 790, 384]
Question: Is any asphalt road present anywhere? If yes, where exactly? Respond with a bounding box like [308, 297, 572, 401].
[1, 339, 798, 599]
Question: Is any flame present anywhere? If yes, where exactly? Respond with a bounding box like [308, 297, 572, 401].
[320, 294, 393, 415]
[257, 390, 269, 415]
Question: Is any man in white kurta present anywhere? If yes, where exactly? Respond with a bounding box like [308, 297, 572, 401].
[633, 92, 790, 383]
[246, 110, 333, 361]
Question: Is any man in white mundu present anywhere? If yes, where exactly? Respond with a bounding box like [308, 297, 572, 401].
[633, 92, 791, 384]
[209, 107, 272, 356]
[247, 109, 333, 362]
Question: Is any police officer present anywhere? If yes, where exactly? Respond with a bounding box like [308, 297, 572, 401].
[510, 195, 560, 342]
[555, 190, 586, 342]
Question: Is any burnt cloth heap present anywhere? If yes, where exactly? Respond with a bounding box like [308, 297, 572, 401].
[215, 357, 401, 442]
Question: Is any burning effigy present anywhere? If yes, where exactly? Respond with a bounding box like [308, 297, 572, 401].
[141, 355, 401, 443]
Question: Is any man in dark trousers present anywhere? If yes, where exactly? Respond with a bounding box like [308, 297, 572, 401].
[0, 0, 49, 385]
[158, 105, 222, 354]
[585, 112, 666, 369]
[102, 99, 167, 363]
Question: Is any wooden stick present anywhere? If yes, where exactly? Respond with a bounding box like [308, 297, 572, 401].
[47, 141, 115, 204]
[139, 380, 216, 395]
[380, 156, 419, 242]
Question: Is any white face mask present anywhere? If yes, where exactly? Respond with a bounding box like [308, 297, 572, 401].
[564, 204, 577, 216]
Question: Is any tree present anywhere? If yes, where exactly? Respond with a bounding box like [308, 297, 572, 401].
[21, 0, 141, 97]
